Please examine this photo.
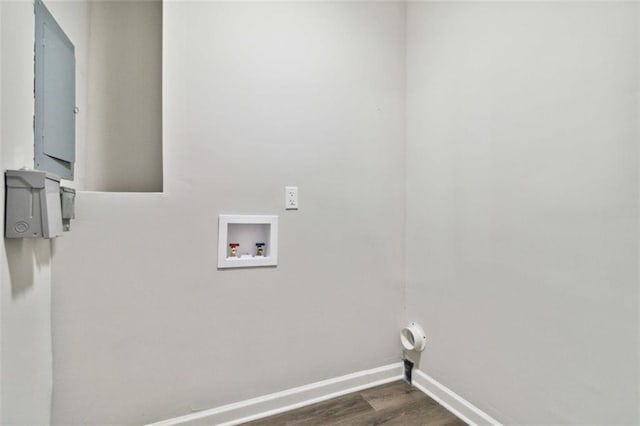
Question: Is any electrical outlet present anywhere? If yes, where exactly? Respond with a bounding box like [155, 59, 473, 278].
[285, 186, 298, 210]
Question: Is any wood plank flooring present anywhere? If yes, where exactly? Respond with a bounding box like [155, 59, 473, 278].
[243, 380, 466, 426]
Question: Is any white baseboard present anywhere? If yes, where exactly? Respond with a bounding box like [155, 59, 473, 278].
[412, 369, 501, 426]
[147, 363, 404, 426]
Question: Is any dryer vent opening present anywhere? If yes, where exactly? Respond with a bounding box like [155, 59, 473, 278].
[400, 323, 426, 352]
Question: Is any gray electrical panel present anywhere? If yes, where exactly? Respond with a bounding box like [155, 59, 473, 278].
[34, 0, 76, 180]
[5, 170, 64, 239]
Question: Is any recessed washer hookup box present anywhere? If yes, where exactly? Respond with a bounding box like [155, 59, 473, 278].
[5, 169, 63, 239]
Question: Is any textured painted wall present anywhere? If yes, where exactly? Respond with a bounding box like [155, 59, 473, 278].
[405, 2, 639, 423]
[52, 2, 406, 424]
[1, 2, 54, 424]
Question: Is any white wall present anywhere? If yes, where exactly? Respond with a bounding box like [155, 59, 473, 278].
[405, 2, 639, 424]
[45, 2, 640, 425]
[1, 1, 89, 424]
[51, 2, 406, 424]
[84, 0, 162, 192]
[1, 2, 53, 424]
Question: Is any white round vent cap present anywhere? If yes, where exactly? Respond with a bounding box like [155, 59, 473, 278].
[400, 322, 426, 352]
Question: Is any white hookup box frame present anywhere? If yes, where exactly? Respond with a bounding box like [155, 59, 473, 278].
[218, 215, 278, 268]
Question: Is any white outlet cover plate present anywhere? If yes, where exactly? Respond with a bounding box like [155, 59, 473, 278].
[286, 186, 298, 210]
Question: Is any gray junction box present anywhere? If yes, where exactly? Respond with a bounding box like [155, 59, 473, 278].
[60, 186, 75, 231]
[5, 169, 64, 238]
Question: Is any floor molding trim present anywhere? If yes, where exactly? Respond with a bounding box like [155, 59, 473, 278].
[412, 369, 501, 426]
[147, 363, 404, 426]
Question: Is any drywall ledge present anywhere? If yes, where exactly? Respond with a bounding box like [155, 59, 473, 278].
[412, 369, 500, 426]
[146, 363, 404, 426]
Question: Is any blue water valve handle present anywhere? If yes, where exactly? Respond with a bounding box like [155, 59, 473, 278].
[255, 242, 266, 256]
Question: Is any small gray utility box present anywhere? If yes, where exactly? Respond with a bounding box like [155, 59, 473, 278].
[5, 169, 63, 238]
[60, 186, 75, 231]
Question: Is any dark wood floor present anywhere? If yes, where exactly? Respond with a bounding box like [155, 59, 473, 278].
[244, 380, 466, 426]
